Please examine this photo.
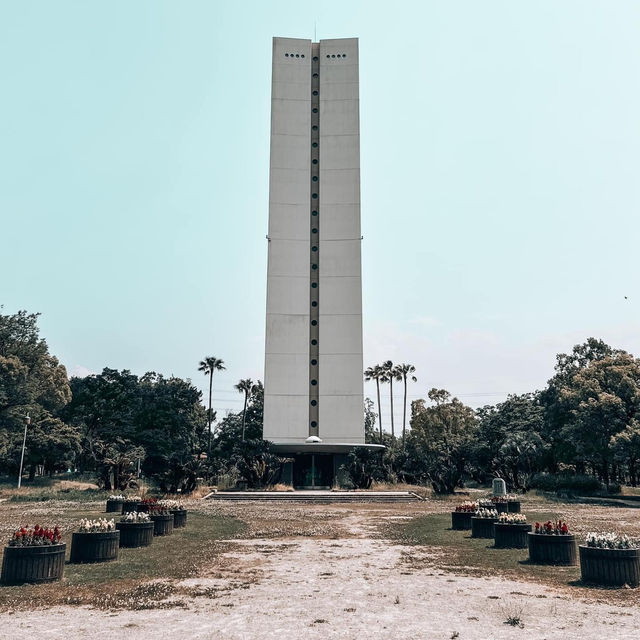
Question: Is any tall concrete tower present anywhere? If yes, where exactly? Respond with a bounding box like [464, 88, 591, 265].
[264, 37, 376, 487]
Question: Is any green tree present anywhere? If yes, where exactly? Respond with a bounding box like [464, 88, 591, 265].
[210, 382, 289, 488]
[406, 389, 477, 494]
[558, 353, 640, 482]
[364, 365, 385, 441]
[381, 360, 397, 438]
[211, 381, 264, 461]
[62, 368, 207, 484]
[235, 378, 257, 442]
[89, 437, 146, 491]
[198, 356, 225, 455]
[363, 397, 377, 441]
[473, 393, 546, 490]
[23, 413, 82, 478]
[397, 363, 417, 449]
[0, 309, 74, 477]
[541, 338, 622, 472]
[611, 420, 640, 486]
[136, 372, 208, 475]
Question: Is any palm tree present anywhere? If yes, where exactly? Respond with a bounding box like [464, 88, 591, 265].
[382, 360, 399, 439]
[397, 363, 417, 448]
[364, 365, 385, 442]
[198, 356, 226, 455]
[235, 378, 255, 442]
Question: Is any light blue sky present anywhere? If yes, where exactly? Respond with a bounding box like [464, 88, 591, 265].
[1, 1, 639, 425]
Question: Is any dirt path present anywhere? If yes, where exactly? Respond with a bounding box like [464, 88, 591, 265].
[3, 503, 640, 640]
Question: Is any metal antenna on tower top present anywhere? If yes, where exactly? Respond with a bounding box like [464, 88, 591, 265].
[314, 21, 317, 42]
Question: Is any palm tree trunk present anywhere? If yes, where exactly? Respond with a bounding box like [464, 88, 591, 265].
[402, 375, 407, 449]
[242, 391, 248, 441]
[207, 372, 213, 455]
[376, 379, 383, 442]
[389, 378, 395, 439]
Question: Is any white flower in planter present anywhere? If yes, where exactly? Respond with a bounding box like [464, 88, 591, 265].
[585, 532, 638, 549]
[78, 518, 116, 533]
[121, 512, 151, 523]
[474, 508, 498, 519]
[498, 513, 526, 524]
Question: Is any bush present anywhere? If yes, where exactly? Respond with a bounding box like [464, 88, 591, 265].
[607, 482, 622, 495]
[530, 472, 604, 495]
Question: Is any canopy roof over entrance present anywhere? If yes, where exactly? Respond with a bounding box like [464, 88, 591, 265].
[269, 442, 385, 454]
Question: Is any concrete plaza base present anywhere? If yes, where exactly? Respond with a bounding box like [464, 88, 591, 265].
[204, 490, 423, 503]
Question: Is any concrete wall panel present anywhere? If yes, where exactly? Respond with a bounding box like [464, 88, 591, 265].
[264, 354, 309, 395]
[266, 276, 309, 315]
[320, 135, 359, 170]
[268, 204, 309, 240]
[270, 134, 309, 170]
[318, 395, 364, 443]
[318, 355, 362, 396]
[318, 276, 362, 315]
[263, 394, 309, 442]
[320, 82, 359, 101]
[269, 168, 309, 205]
[320, 168, 360, 205]
[265, 314, 308, 355]
[319, 100, 359, 135]
[272, 82, 310, 101]
[268, 239, 308, 277]
[320, 205, 360, 240]
[319, 239, 361, 277]
[318, 314, 362, 354]
[271, 99, 311, 137]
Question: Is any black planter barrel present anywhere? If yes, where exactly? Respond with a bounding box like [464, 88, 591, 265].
[451, 511, 473, 530]
[471, 517, 498, 539]
[493, 502, 508, 514]
[106, 499, 124, 513]
[507, 501, 521, 513]
[494, 523, 531, 549]
[1, 544, 66, 585]
[121, 501, 140, 514]
[528, 533, 577, 565]
[116, 521, 154, 548]
[579, 546, 640, 587]
[150, 514, 174, 536]
[171, 509, 187, 528]
[70, 531, 120, 563]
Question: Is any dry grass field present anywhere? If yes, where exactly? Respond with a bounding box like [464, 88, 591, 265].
[1, 490, 640, 639]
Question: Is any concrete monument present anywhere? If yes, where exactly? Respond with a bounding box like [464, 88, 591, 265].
[263, 37, 381, 487]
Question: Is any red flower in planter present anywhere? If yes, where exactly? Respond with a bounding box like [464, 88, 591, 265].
[8, 524, 62, 547]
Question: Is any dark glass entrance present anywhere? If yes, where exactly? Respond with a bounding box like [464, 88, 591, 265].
[292, 453, 333, 488]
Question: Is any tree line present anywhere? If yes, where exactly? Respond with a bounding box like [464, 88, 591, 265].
[3, 309, 640, 495]
[356, 338, 640, 494]
[0, 309, 267, 492]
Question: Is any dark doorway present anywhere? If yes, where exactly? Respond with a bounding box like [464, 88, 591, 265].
[292, 453, 333, 488]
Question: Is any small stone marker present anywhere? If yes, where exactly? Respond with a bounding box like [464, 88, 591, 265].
[492, 477, 506, 496]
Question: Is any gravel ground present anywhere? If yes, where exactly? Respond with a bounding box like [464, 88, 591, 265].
[2, 496, 640, 640]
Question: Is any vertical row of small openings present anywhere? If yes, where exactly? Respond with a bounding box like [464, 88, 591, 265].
[309, 42, 320, 438]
